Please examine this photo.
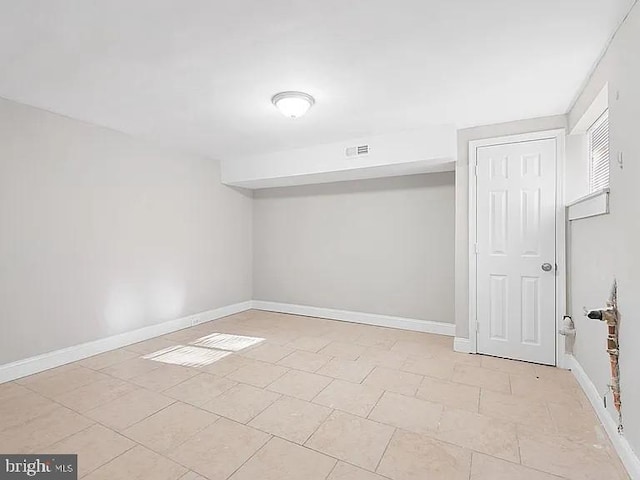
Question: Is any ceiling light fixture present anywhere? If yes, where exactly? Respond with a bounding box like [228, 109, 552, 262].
[271, 91, 315, 118]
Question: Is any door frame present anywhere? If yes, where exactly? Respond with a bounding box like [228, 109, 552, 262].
[468, 129, 567, 368]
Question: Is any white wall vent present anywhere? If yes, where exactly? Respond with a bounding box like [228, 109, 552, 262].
[345, 144, 370, 157]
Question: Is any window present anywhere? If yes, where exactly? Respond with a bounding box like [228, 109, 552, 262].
[588, 110, 609, 192]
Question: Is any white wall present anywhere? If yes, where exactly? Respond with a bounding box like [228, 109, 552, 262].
[454, 115, 568, 338]
[253, 173, 455, 323]
[222, 127, 457, 188]
[0, 98, 253, 366]
[566, 3, 640, 458]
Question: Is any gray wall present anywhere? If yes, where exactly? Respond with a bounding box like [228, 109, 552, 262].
[0, 98, 253, 365]
[253, 173, 455, 324]
[454, 115, 567, 338]
[566, 3, 640, 457]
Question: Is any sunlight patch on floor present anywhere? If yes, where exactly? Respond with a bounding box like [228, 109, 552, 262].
[141, 332, 265, 367]
[191, 333, 265, 351]
[143, 345, 232, 367]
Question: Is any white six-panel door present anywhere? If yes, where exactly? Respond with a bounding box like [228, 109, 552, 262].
[475, 138, 557, 365]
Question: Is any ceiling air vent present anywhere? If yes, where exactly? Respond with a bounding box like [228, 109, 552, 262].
[345, 144, 370, 157]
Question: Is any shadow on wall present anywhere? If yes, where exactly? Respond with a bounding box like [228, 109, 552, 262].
[253, 172, 455, 199]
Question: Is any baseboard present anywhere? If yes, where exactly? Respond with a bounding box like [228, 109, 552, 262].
[453, 337, 471, 353]
[251, 301, 455, 336]
[566, 355, 640, 479]
[0, 301, 252, 384]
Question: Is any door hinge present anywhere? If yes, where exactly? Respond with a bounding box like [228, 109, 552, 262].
[476, 321, 479, 333]
[474, 164, 478, 176]
[474, 243, 479, 255]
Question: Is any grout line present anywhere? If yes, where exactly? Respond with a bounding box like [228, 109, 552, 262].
[323, 460, 340, 480]
[76, 435, 139, 477]
[366, 389, 386, 419]
[303, 408, 336, 447]
[222, 428, 273, 479]
[374, 426, 396, 473]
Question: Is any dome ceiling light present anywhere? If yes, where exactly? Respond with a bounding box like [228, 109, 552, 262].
[271, 91, 315, 118]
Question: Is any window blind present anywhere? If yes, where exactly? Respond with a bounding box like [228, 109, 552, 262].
[588, 110, 610, 192]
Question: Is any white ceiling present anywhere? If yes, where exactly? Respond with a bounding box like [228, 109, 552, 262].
[0, 0, 634, 159]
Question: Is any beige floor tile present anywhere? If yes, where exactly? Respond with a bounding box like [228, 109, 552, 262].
[123, 402, 218, 453]
[240, 342, 295, 363]
[130, 363, 199, 392]
[390, 339, 438, 357]
[321, 325, 367, 343]
[358, 347, 408, 369]
[286, 335, 331, 353]
[230, 436, 336, 480]
[278, 350, 330, 372]
[14, 363, 80, 386]
[547, 401, 602, 439]
[451, 364, 511, 394]
[18, 366, 111, 398]
[178, 472, 208, 480]
[377, 429, 471, 480]
[369, 391, 442, 435]
[0, 405, 93, 453]
[353, 333, 397, 350]
[327, 462, 389, 480]
[313, 379, 383, 417]
[470, 452, 565, 480]
[100, 357, 162, 380]
[0, 388, 60, 431]
[249, 396, 332, 444]
[163, 372, 236, 406]
[48, 423, 136, 477]
[267, 369, 332, 401]
[0, 382, 31, 401]
[431, 347, 483, 366]
[510, 374, 583, 407]
[363, 366, 423, 396]
[200, 354, 253, 376]
[84, 387, 174, 430]
[125, 338, 179, 355]
[318, 341, 365, 360]
[201, 383, 280, 423]
[162, 328, 201, 342]
[533, 364, 579, 387]
[168, 418, 270, 480]
[479, 389, 554, 432]
[402, 355, 455, 380]
[79, 349, 139, 370]
[316, 358, 375, 383]
[227, 360, 289, 388]
[479, 355, 537, 375]
[518, 427, 628, 480]
[84, 445, 186, 480]
[55, 377, 139, 413]
[436, 408, 519, 462]
[416, 376, 480, 412]
[306, 410, 394, 471]
[574, 385, 594, 410]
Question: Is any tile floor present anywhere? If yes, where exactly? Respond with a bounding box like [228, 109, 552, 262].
[0, 310, 629, 480]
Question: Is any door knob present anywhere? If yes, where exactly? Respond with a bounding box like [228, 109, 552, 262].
[541, 263, 553, 272]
